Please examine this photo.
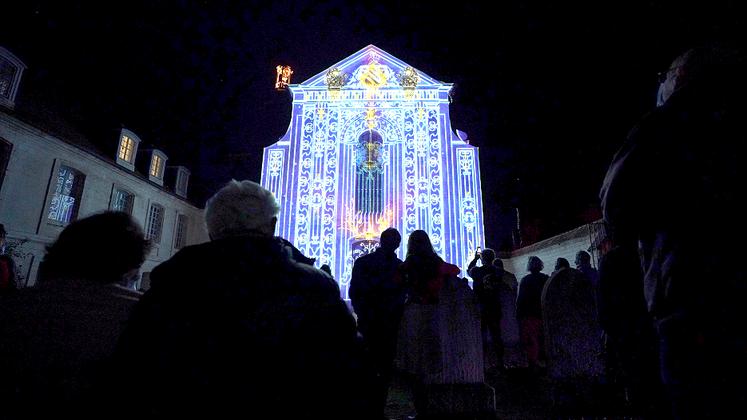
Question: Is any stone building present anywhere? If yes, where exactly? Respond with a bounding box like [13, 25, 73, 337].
[0, 46, 208, 288]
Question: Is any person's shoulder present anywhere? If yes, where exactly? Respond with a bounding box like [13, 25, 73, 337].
[354, 251, 377, 265]
[442, 261, 461, 275]
[286, 259, 341, 297]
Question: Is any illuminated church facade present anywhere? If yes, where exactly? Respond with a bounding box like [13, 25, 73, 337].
[261, 45, 485, 298]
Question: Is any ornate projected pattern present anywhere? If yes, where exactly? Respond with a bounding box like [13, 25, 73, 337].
[260, 46, 485, 298]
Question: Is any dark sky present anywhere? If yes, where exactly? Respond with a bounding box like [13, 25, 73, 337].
[2, 1, 744, 250]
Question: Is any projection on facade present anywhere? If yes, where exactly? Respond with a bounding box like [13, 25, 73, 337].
[261, 45, 485, 298]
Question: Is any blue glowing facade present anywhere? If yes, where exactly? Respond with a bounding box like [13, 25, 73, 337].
[261, 45, 485, 298]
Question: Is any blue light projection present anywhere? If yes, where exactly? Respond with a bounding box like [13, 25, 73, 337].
[261, 45, 486, 298]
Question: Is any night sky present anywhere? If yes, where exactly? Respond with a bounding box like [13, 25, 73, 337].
[2, 1, 744, 250]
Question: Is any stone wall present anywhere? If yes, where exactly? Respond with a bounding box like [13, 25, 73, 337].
[500, 222, 604, 280]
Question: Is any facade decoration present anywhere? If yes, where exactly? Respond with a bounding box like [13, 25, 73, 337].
[275, 65, 293, 90]
[261, 45, 485, 298]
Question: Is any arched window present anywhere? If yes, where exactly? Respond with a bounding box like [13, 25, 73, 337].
[355, 130, 384, 214]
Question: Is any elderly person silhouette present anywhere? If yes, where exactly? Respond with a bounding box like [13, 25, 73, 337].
[601, 46, 747, 419]
[111, 180, 375, 419]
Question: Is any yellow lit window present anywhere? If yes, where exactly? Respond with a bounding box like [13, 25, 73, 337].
[118, 135, 134, 162]
[150, 154, 163, 178]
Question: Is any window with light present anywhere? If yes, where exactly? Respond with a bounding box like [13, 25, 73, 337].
[48, 165, 85, 224]
[118, 135, 135, 163]
[150, 154, 164, 178]
[355, 130, 384, 214]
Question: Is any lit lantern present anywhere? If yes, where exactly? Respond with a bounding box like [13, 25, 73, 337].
[275, 65, 293, 90]
[396, 66, 419, 99]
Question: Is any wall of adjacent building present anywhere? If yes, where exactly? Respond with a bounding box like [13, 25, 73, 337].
[0, 113, 208, 288]
[500, 222, 604, 280]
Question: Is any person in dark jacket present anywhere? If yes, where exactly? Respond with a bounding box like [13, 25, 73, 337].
[0, 212, 148, 419]
[600, 46, 747, 418]
[467, 248, 504, 368]
[109, 180, 375, 419]
[349, 227, 404, 418]
[597, 228, 664, 418]
[516, 255, 549, 371]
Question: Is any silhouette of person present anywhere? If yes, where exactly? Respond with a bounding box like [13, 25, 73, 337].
[395, 230, 481, 417]
[320, 263, 333, 277]
[553, 257, 570, 273]
[601, 46, 747, 418]
[0, 212, 149, 419]
[516, 256, 549, 372]
[597, 227, 665, 418]
[541, 257, 603, 416]
[110, 180, 375, 419]
[489, 258, 523, 369]
[349, 227, 405, 418]
[0, 223, 17, 294]
[468, 247, 504, 369]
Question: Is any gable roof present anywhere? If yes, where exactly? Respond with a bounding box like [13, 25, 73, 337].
[297, 44, 448, 89]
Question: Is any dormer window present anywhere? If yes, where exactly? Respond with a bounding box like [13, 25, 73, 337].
[150, 154, 163, 177]
[119, 136, 135, 161]
[148, 150, 167, 185]
[115, 129, 141, 170]
[0, 47, 27, 109]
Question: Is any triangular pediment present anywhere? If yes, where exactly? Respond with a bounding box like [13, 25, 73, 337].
[298, 45, 447, 89]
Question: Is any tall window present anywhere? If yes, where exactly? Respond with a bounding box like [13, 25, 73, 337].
[355, 130, 384, 214]
[118, 135, 135, 163]
[48, 165, 85, 224]
[150, 154, 164, 178]
[146, 203, 164, 244]
[111, 188, 134, 214]
[173, 214, 188, 249]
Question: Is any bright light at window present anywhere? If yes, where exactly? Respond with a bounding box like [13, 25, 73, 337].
[150, 154, 163, 178]
[119, 136, 135, 162]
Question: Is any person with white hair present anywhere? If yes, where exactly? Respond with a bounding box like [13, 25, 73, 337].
[109, 180, 375, 419]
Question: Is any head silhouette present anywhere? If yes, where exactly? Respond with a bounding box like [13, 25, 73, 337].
[205, 180, 279, 240]
[658, 45, 743, 105]
[41, 211, 150, 285]
[575, 250, 592, 268]
[480, 248, 496, 266]
[320, 264, 332, 277]
[527, 256, 544, 274]
[379, 228, 401, 252]
[555, 257, 571, 271]
[407, 230, 436, 258]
